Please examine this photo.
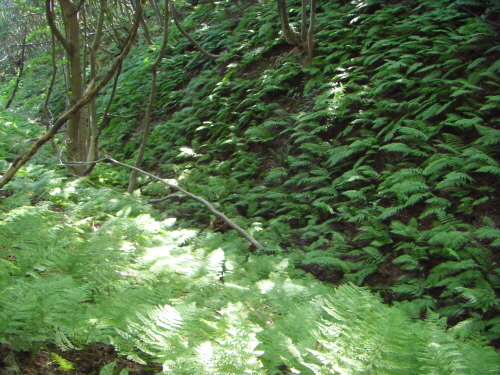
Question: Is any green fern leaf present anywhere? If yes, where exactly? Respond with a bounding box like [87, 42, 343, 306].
[435, 172, 473, 190]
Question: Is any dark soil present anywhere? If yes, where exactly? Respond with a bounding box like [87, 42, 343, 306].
[0, 343, 161, 375]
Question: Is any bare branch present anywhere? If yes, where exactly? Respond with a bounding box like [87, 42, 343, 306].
[148, 194, 186, 203]
[171, 3, 220, 60]
[63, 157, 265, 249]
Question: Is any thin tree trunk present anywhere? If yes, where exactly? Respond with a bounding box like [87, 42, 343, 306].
[301, 0, 307, 43]
[128, 0, 170, 193]
[150, 0, 163, 28]
[130, 0, 153, 44]
[43, 34, 60, 156]
[83, 61, 122, 175]
[171, 3, 220, 60]
[87, 0, 107, 168]
[276, 0, 300, 46]
[5, 32, 26, 109]
[307, 0, 316, 58]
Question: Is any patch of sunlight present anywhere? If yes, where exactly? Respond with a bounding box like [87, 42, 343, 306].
[196, 341, 214, 366]
[116, 205, 132, 217]
[275, 258, 289, 273]
[283, 279, 307, 297]
[257, 279, 275, 294]
[251, 221, 263, 234]
[352, 0, 368, 9]
[50, 187, 62, 195]
[133, 214, 162, 232]
[141, 245, 196, 274]
[223, 283, 250, 290]
[207, 248, 225, 274]
[168, 228, 198, 244]
[74, 217, 92, 227]
[178, 147, 200, 157]
[120, 241, 136, 252]
[141, 245, 178, 262]
[162, 217, 177, 227]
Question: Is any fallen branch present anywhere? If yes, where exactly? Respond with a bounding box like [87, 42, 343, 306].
[148, 194, 187, 203]
[64, 157, 264, 249]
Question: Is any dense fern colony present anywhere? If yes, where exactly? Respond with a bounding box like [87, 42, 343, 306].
[2, 0, 500, 373]
[99, 0, 500, 344]
[0, 160, 499, 373]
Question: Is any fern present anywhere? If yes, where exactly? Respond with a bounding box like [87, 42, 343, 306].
[296, 284, 500, 374]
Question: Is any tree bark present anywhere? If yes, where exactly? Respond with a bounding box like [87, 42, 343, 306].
[47, 0, 88, 175]
[83, 61, 122, 175]
[301, 0, 307, 43]
[42, 34, 60, 156]
[276, 0, 300, 46]
[87, 0, 107, 167]
[130, 0, 153, 44]
[307, 0, 316, 58]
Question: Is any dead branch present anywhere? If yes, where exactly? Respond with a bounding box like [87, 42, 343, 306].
[63, 157, 265, 249]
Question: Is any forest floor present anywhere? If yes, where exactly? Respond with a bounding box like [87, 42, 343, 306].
[0, 344, 161, 375]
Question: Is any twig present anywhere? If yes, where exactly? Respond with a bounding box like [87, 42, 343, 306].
[148, 194, 187, 203]
[62, 158, 264, 249]
[458, 5, 500, 28]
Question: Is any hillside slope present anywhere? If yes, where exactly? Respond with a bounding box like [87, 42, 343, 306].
[94, 0, 500, 343]
[2, 0, 500, 365]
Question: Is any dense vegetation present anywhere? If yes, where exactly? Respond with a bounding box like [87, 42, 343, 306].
[1, 0, 500, 373]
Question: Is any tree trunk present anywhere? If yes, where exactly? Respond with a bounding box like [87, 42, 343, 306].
[5, 32, 26, 109]
[87, 0, 107, 168]
[276, 0, 300, 46]
[301, 0, 307, 43]
[307, 0, 316, 58]
[42, 34, 60, 156]
[53, 0, 87, 175]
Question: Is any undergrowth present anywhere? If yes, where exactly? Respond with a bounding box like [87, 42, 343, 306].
[0, 158, 499, 374]
[2, 0, 500, 372]
[94, 0, 500, 343]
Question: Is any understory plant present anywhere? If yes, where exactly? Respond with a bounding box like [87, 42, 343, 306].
[0, 163, 499, 374]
